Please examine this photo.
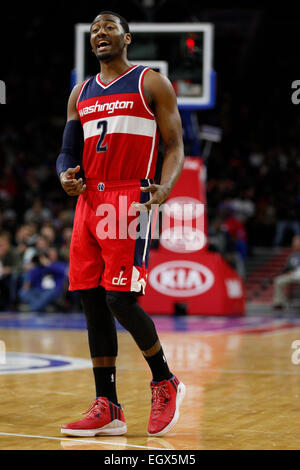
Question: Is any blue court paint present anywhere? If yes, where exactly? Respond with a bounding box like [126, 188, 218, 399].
[1, 312, 300, 334]
[0, 352, 91, 375]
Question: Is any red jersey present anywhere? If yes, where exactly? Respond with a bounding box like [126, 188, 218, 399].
[76, 65, 160, 181]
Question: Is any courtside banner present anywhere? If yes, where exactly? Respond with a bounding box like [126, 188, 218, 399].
[139, 249, 245, 315]
[140, 156, 245, 315]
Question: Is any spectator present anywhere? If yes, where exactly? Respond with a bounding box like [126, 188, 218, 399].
[208, 215, 246, 279]
[219, 202, 248, 259]
[248, 145, 264, 170]
[40, 224, 57, 246]
[56, 208, 75, 230]
[273, 193, 300, 247]
[12, 224, 42, 306]
[15, 223, 39, 263]
[59, 226, 72, 263]
[21, 234, 50, 270]
[273, 235, 300, 308]
[0, 165, 18, 200]
[18, 247, 67, 313]
[25, 222, 40, 246]
[208, 217, 228, 254]
[229, 187, 256, 223]
[216, 202, 248, 278]
[24, 197, 52, 225]
[0, 231, 22, 310]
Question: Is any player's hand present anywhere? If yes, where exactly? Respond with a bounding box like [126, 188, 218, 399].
[131, 183, 171, 211]
[60, 165, 86, 196]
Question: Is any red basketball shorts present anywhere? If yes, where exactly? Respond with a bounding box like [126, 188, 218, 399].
[68, 178, 154, 294]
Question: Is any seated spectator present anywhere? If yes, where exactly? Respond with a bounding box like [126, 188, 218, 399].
[208, 217, 228, 253]
[228, 187, 256, 223]
[23, 234, 50, 270]
[18, 247, 67, 313]
[40, 224, 57, 247]
[273, 235, 300, 308]
[15, 221, 39, 248]
[0, 231, 22, 310]
[12, 233, 52, 309]
[273, 193, 300, 247]
[56, 208, 75, 230]
[24, 197, 52, 225]
[0, 165, 18, 200]
[59, 226, 72, 263]
[208, 216, 246, 279]
[15, 223, 39, 263]
[219, 202, 248, 259]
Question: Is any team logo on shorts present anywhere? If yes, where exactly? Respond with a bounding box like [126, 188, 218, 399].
[112, 266, 127, 286]
[97, 182, 105, 191]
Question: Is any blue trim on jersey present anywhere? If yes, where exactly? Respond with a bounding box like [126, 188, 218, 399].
[78, 65, 148, 103]
[133, 179, 153, 269]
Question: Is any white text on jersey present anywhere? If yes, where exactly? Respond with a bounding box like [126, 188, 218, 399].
[79, 100, 134, 117]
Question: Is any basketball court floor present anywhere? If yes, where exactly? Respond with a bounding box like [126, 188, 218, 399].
[1, 311, 300, 450]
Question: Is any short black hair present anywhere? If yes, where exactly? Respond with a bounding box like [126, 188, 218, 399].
[92, 11, 130, 34]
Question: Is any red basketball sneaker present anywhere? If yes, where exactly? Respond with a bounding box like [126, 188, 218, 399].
[61, 397, 127, 437]
[148, 376, 186, 436]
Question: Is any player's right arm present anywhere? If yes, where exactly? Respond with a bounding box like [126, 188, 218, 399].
[57, 84, 86, 196]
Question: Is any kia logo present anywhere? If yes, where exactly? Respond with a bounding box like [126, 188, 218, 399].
[149, 261, 215, 297]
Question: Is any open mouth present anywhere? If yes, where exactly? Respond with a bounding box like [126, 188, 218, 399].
[97, 41, 111, 51]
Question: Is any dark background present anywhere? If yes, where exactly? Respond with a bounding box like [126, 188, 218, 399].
[0, 0, 300, 311]
[2, 1, 299, 236]
[2, 0, 300, 126]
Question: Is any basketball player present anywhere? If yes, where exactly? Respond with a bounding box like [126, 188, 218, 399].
[57, 11, 185, 437]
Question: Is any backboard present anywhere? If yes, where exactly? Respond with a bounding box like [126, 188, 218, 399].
[74, 22, 215, 110]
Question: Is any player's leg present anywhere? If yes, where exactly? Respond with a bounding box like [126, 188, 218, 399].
[106, 291, 186, 437]
[61, 286, 126, 437]
[80, 286, 118, 402]
[106, 290, 172, 382]
[61, 195, 126, 436]
[99, 180, 185, 436]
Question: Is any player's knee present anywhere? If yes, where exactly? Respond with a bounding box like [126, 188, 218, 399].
[106, 291, 133, 317]
[80, 286, 108, 326]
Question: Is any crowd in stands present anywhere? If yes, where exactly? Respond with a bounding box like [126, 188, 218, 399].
[1, 6, 299, 312]
[0, 212, 79, 313]
[205, 88, 300, 277]
[2, 5, 300, 310]
[1, 107, 300, 311]
[206, 141, 300, 275]
[0, 121, 79, 312]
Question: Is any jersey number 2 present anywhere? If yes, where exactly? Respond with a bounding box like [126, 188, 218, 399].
[96, 120, 108, 153]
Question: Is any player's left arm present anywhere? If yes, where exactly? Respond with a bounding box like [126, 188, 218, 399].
[133, 70, 184, 210]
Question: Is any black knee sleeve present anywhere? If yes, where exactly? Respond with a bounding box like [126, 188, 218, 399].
[80, 286, 118, 358]
[106, 291, 158, 351]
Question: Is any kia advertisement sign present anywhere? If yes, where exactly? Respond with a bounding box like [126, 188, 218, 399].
[149, 260, 214, 297]
[139, 250, 245, 315]
[138, 157, 245, 316]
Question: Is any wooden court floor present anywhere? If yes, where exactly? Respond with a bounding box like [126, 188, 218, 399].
[1, 313, 300, 450]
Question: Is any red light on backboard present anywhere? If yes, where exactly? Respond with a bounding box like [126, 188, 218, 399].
[186, 38, 195, 52]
